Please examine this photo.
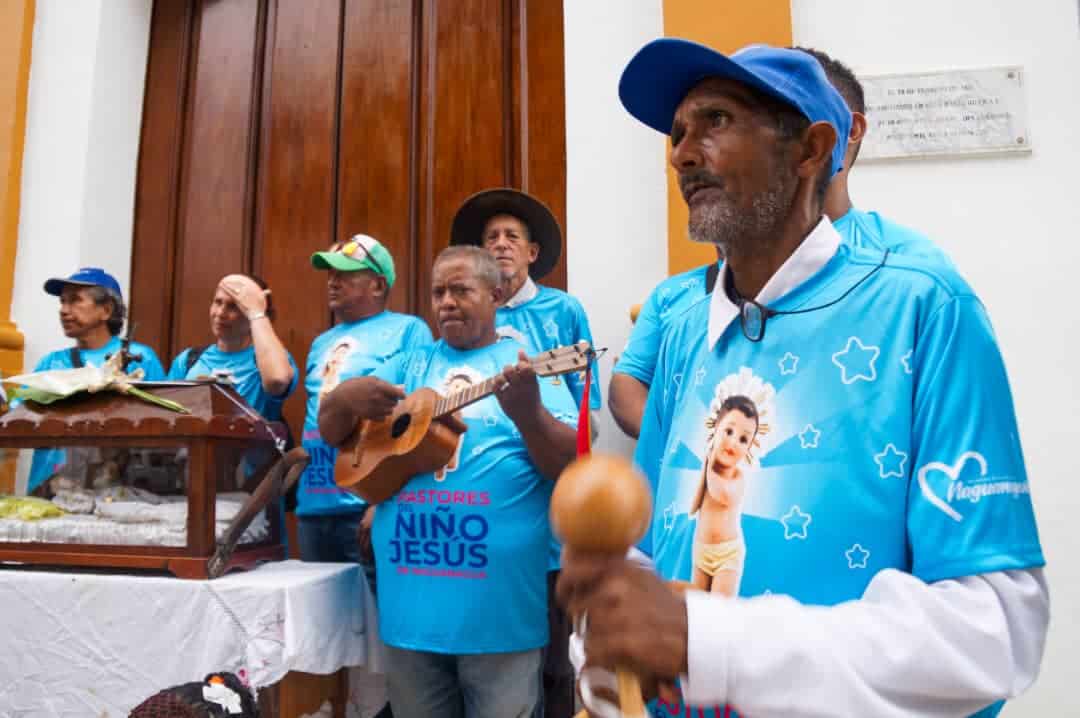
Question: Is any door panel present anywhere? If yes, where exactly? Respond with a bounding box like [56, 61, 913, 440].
[130, 0, 567, 437]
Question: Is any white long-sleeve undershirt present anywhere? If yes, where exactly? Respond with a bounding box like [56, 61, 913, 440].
[573, 566, 1049, 718]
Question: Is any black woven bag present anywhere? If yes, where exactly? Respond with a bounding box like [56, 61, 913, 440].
[128, 672, 259, 718]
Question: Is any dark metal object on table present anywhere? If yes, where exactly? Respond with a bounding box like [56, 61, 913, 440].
[105, 321, 145, 372]
[208, 447, 308, 579]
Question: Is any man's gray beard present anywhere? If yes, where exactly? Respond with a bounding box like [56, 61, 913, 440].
[687, 180, 793, 258]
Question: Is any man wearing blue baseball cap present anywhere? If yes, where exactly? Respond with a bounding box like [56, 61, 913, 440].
[558, 41, 1047, 718]
[608, 46, 957, 441]
[26, 268, 166, 492]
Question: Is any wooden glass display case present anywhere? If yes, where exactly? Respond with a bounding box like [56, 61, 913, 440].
[0, 382, 300, 578]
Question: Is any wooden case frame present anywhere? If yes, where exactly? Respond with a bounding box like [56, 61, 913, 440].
[0, 383, 286, 578]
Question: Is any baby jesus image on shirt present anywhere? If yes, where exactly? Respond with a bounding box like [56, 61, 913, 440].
[690, 368, 774, 596]
[317, 338, 356, 406]
[434, 368, 482, 482]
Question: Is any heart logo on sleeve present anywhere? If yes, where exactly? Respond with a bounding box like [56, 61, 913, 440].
[916, 451, 987, 523]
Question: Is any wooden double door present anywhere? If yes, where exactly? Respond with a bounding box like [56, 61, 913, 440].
[130, 0, 567, 432]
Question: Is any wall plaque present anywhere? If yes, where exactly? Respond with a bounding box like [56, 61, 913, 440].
[859, 66, 1030, 160]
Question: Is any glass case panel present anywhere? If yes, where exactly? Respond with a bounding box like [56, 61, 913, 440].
[0, 443, 274, 548]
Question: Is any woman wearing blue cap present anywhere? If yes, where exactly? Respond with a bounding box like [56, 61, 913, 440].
[37, 267, 165, 378]
[26, 268, 166, 493]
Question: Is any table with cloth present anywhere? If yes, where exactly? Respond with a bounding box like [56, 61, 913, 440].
[0, 560, 387, 717]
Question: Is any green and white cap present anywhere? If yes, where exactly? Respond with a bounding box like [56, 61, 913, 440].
[311, 234, 396, 287]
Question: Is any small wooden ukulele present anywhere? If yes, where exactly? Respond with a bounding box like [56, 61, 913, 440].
[334, 341, 594, 504]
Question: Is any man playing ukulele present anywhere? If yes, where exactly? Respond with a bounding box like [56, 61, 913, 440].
[319, 246, 579, 718]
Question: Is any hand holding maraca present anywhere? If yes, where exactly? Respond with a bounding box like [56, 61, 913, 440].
[551, 454, 689, 717]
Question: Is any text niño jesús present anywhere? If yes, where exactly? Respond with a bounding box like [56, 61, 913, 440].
[388, 506, 489, 570]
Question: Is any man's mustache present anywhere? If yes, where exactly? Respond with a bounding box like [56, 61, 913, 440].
[678, 170, 725, 200]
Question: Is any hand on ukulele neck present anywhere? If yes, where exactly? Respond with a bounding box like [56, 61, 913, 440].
[494, 349, 544, 429]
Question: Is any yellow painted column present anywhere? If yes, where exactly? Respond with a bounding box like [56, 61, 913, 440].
[0, 0, 33, 379]
[662, 0, 793, 275]
[0, 0, 34, 492]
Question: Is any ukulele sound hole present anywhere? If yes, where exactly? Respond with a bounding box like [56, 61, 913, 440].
[390, 413, 412, 438]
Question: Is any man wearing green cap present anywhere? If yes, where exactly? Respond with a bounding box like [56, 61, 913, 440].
[297, 234, 433, 569]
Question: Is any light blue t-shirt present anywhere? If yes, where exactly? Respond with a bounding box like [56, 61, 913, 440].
[615, 263, 717, 385]
[615, 208, 954, 387]
[27, 336, 166, 492]
[296, 311, 433, 517]
[370, 338, 578, 654]
[495, 284, 602, 411]
[167, 344, 299, 422]
[635, 245, 1042, 718]
[32, 336, 166, 378]
[834, 206, 957, 269]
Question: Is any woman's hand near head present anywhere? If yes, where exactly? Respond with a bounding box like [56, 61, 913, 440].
[219, 274, 294, 395]
[219, 274, 269, 320]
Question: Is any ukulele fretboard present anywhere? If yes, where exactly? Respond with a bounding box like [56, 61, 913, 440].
[429, 343, 592, 419]
[433, 376, 501, 418]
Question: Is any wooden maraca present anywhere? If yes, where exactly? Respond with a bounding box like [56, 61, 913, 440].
[550, 453, 653, 718]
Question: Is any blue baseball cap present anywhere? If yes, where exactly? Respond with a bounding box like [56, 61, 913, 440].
[44, 267, 123, 302]
[619, 40, 852, 177]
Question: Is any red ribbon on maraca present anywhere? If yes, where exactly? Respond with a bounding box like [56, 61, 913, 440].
[551, 453, 653, 718]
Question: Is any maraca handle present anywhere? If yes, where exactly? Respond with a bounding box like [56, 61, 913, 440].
[574, 666, 647, 718]
[617, 668, 647, 717]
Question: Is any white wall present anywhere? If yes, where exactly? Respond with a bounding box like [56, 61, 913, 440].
[12, 0, 152, 373]
[564, 0, 667, 456]
[792, 1, 1080, 713]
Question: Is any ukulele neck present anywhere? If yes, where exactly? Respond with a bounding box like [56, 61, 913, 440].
[433, 376, 502, 418]
[429, 342, 593, 419]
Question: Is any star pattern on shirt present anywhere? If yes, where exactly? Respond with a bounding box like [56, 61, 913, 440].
[780, 506, 812, 540]
[482, 414, 498, 427]
[659, 287, 671, 299]
[694, 366, 707, 386]
[662, 502, 677, 532]
[845, 543, 871, 569]
[543, 319, 559, 340]
[778, 351, 800, 376]
[680, 278, 700, 290]
[471, 446, 484, 457]
[798, 424, 821, 449]
[874, 443, 908, 479]
[831, 336, 880, 384]
[672, 373, 683, 399]
[901, 349, 914, 375]
[409, 358, 426, 376]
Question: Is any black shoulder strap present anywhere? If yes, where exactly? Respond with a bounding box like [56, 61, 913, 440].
[705, 262, 721, 294]
[184, 345, 210, 374]
[68, 347, 84, 368]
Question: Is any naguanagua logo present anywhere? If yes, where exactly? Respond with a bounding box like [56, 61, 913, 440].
[917, 450, 1029, 522]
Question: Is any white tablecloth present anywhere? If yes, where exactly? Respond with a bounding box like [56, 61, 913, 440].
[0, 560, 385, 717]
